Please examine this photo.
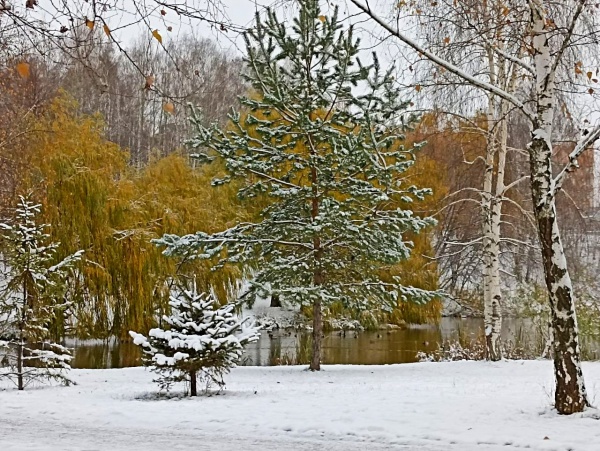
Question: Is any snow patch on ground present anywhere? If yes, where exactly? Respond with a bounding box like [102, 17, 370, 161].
[2, 361, 600, 450]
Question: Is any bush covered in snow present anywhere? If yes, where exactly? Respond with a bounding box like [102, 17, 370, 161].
[130, 285, 260, 396]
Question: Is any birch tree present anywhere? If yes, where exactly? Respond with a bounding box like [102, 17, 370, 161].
[396, 0, 532, 360]
[349, 0, 600, 414]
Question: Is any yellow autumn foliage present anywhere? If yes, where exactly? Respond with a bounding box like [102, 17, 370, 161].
[20, 95, 251, 338]
[7, 92, 446, 340]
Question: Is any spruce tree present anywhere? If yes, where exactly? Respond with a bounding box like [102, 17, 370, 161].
[130, 284, 259, 396]
[0, 196, 82, 390]
[157, 0, 436, 370]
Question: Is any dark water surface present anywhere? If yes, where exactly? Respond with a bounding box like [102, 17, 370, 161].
[71, 318, 546, 369]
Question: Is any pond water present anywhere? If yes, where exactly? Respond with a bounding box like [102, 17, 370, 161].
[71, 317, 596, 369]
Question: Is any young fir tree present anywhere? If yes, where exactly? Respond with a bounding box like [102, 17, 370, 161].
[157, 0, 436, 370]
[0, 196, 82, 390]
[129, 284, 259, 396]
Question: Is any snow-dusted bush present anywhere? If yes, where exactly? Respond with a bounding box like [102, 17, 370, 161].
[417, 328, 545, 363]
[130, 285, 260, 396]
[417, 340, 486, 362]
[0, 196, 82, 390]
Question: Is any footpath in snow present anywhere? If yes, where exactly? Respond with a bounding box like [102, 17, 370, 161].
[2, 360, 600, 451]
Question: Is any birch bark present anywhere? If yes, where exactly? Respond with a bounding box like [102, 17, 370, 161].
[348, 0, 593, 413]
[528, 0, 588, 413]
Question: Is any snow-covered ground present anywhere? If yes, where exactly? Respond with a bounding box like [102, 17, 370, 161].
[2, 361, 600, 450]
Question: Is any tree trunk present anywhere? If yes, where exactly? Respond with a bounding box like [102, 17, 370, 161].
[486, 97, 510, 362]
[17, 280, 27, 391]
[479, 24, 506, 360]
[309, 144, 323, 371]
[482, 151, 502, 360]
[530, 140, 588, 413]
[536, 207, 587, 413]
[310, 298, 322, 371]
[482, 90, 503, 361]
[528, 2, 588, 414]
[270, 294, 282, 308]
[189, 370, 197, 397]
[17, 341, 23, 391]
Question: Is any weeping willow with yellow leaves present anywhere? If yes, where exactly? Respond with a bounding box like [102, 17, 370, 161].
[17, 95, 249, 339]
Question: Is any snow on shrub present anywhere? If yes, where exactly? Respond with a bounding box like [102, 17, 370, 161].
[130, 284, 259, 396]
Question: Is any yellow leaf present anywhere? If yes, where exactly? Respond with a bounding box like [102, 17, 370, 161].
[103, 24, 111, 37]
[16, 62, 30, 79]
[152, 29, 163, 44]
[318, 15, 326, 23]
[86, 19, 94, 30]
[163, 102, 175, 114]
[144, 75, 155, 90]
[502, 6, 510, 16]
[587, 71, 593, 80]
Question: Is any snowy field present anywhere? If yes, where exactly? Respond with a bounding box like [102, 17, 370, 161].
[2, 361, 600, 451]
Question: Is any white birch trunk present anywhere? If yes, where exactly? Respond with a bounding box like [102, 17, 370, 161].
[487, 110, 506, 362]
[482, 20, 503, 361]
[482, 100, 502, 360]
[348, 0, 592, 416]
[529, 1, 588, 414]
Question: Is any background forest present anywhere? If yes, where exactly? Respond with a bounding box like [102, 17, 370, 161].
[0, 17, 598, 348]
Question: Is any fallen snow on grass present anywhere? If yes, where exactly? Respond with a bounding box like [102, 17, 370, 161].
[2, 361, 600, 450]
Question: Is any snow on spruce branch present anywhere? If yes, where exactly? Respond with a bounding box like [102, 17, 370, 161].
[130, 285, 259, 395]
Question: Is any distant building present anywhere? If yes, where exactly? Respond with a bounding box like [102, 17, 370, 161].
[553, 141, 596, 215]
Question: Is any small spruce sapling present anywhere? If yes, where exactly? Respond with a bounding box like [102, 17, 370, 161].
[0, 196, 82, 390]
[130, 284, 259, 396]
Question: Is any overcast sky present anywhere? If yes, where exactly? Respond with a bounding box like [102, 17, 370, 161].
[188, 1, 387, 56]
